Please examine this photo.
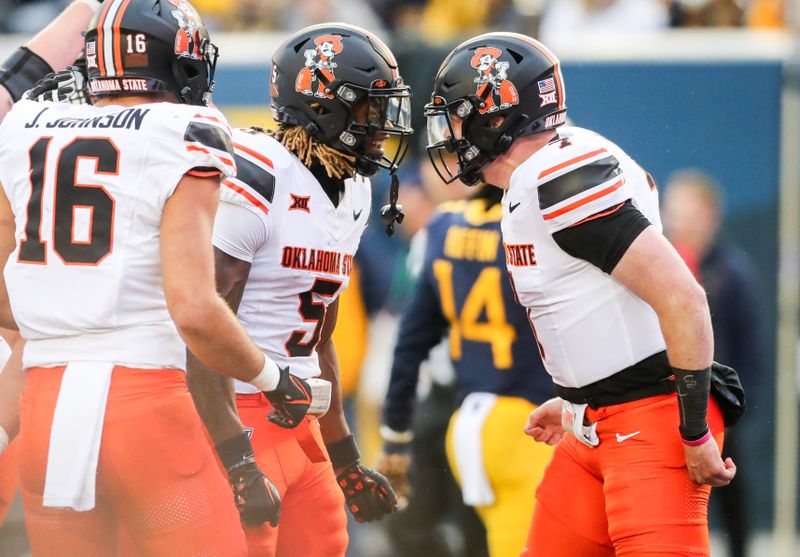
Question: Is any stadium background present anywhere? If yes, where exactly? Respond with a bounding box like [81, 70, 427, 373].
[0, 1, 798, 556]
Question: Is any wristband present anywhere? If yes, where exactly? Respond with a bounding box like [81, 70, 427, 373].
[249, 355, 280, 392]
[674, 366, 711, 441]
[681, 428, 711, 447]
[379, 425, 413, 444]
[0, 47, 54, 102]
[326, 434, 360, 470]
[0, 426, 8, 456]
[215, 431, 255, 472]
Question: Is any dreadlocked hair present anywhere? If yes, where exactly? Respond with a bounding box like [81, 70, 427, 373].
[260, 124, 357, 180]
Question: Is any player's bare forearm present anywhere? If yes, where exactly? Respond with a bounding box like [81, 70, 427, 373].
[316, 299, 351, 449]
[27, 0, 101, 72]
[161, 175, 265, 382]
[612, 226, 713, 369]
[186, 248, 254, 444]
[186, 351, 243, 444]
[0, 331, 25, 437]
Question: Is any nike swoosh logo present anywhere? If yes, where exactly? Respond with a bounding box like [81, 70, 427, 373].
[353, 209, 363, 221]
[615, 431, 641, 443]
[509, 202, 521, 213]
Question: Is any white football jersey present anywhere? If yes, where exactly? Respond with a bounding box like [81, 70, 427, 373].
[502, 126, 666, 389]
[0, 100, 236, 369]
[211, 128, 370, 392]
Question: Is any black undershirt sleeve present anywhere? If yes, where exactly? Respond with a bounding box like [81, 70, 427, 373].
[552, 199, 651, 273]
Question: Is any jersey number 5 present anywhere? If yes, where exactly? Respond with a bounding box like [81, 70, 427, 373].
[20, 137, 117, 265]
[433, 259, 516, 369]
[285, 278, 343, 357]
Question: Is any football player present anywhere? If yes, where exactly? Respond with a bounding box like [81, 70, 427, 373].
[424, 33, 744, 557]
[185, 23, 412, 556]
[378, 183, 555, 556]
[0, 1, 311, 555]
[0, 0, 105, 118]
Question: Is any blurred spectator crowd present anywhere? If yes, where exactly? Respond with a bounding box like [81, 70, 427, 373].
[0, 0, 787, 36]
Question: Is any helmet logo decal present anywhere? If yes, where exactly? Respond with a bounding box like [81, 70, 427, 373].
[169, 0, 204, 60]
[296, 35, 344, 99]
[470, 47, 519, 114]
[537, 77, 557, 107]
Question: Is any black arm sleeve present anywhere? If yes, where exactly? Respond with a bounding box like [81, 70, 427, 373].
[0, 47, 54, 102]
[552, 199, 651, 273]
[382, 260, 449, 433]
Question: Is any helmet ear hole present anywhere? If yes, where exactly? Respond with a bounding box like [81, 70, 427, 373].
[183, 65, 200, 79]
[307, 101, 330, 115]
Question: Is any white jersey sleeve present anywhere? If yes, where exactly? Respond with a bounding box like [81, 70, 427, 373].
[535, 139, 633, 234]
[213, 202, 269, 263]
[156, 104, 237, 183]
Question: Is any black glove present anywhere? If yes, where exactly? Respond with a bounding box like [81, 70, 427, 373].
[216, 432, 281, 526]
[337, 463, 398, 523]
[24, 57, 87, 104]
[264, 366, 312, 429]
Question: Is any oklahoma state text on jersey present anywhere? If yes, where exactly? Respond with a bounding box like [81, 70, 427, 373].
[0, 100, 235, 369]
[501, 126, 666, 389]
[211, 128, 370, 391]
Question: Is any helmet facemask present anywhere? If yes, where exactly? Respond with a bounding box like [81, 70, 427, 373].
[332, 80, 413, 176]
[425, 96, 511, 187]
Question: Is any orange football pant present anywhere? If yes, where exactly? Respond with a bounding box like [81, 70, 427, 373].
[18, 366, 247, 557]
[0, 438, 19, 524]
[523, 394, 725, 557]
[236, 392, 348, 557]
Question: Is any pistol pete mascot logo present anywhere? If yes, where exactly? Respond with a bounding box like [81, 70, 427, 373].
[471, 47, 519, 114]
[296, 35, 345, 99]
[169, 0, 204, 60]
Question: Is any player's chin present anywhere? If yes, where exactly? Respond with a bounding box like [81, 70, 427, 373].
[365, 142, 385, 159]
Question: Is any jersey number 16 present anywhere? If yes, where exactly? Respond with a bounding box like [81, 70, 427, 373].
[20, 137, 117, 266]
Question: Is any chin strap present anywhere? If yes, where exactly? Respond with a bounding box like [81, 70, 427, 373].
[380, 172, 404, 237]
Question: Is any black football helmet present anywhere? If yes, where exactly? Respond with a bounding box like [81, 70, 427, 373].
[270, 23, 413, 177]
[424, 32, 567, 186]
[84, 0, 218, 105]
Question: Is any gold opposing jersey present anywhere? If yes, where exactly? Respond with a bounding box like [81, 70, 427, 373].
[0, 100, 236, 369]
[211, 129, 371, 392]
[501, 126, 666, 389]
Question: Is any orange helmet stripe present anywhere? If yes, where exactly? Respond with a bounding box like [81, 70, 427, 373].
[112, 0, 132, 76]
[95, 0, 116, 75]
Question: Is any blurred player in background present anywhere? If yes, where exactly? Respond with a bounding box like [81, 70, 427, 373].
[379, 183, 554, 556]
[663, 170, 764, 557]
[425, 32, 745, 556]
[0, 0, 313, 554]
[186, 23, 411, 557]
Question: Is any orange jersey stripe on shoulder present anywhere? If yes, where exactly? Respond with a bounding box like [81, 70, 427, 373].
[539, 148, 607, 180]
[186, 145, 235, 168]
[569, 201, 625, 227]
[543, 179, 625, 221]
[187, 169, 222, 178]
[234, 143, 274, 169]
[223, 180, 269, 214]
